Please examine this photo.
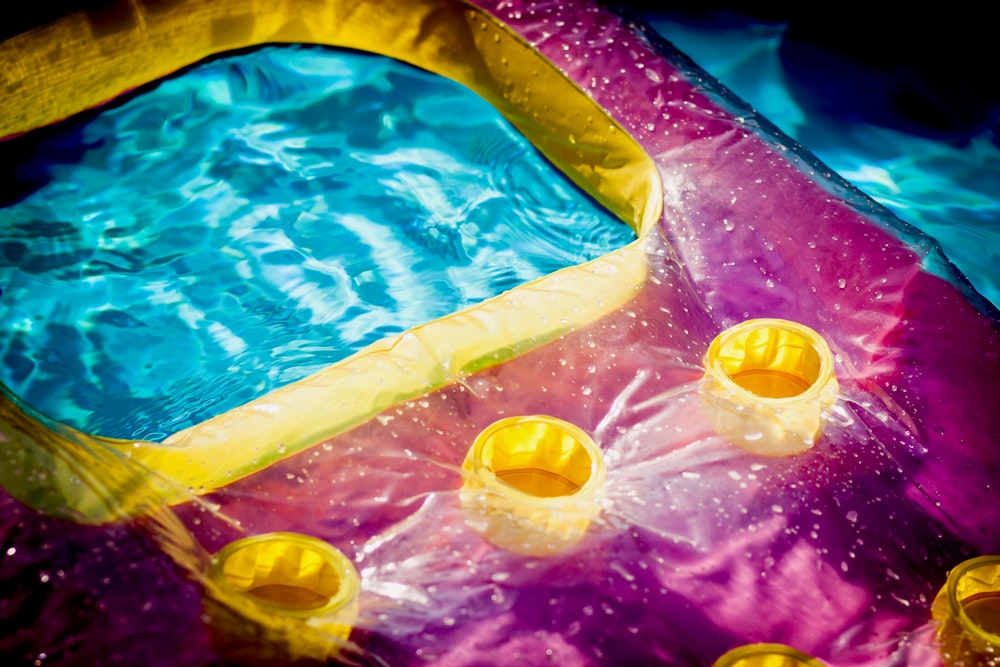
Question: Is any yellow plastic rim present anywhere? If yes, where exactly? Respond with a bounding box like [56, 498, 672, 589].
[711, 643, 825, 667]
[944, 555, 1000, 647]
[208, 532, 359, 619]
[465, 415, 604, 503]
[700, 318, 840, 456]
[705, 319, 836, 404]
[460, 415, 605, 556]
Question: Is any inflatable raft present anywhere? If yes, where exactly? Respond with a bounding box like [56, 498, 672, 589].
[1, 1, 998, 665]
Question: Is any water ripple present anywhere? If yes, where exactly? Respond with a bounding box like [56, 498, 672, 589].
[0, 45, 634, 440]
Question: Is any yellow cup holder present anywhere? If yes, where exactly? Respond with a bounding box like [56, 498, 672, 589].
[204, 532, 360, 664]
[712, 643, 825, 667]
[701, 319, 839, 456]
[461, 415, 605, 557]
[932, 555, 1000, 665]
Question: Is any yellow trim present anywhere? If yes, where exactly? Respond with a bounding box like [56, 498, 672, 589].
[711, 643, 826, 667]
[0, 0, 662, 514]
[0, 390, 166, 523]
[932, 555, 1000, 664]
[461, 415, 606, 557]
[701, 319, 839, 457]
[204, 532, 360, 662]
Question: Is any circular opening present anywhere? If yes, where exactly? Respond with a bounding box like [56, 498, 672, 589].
[709, 320, 830, 400]
[712, 643, 823, 667]
[475, 416, 598, 499]
[211, 533, 358, 616]
[949, 555, 1000, 644]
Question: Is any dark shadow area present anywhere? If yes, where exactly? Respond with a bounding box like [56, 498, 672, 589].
[613, 2, 1000, 145]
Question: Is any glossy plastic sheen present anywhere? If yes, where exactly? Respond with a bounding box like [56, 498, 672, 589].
[461, 415, 604, 556]
[932, 555, 1000, 665]
[205, 532, 359, 663]
[701, 319, 839, 456]
[712, 643, 826, 667]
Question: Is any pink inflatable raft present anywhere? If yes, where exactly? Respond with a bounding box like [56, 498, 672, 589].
[0, 0, 998, 665]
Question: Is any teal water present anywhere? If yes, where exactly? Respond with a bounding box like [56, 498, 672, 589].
[648, 16, 1000, 310]
[0, 46, 634, 441]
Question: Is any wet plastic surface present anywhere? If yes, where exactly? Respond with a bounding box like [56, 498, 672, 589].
[1, 1, 999, 666]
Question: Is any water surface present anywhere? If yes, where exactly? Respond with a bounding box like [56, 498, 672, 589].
[0, 46, 634, 440]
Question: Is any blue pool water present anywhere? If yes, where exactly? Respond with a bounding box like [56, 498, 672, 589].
[647, 13, 1000, 310]
[0, 46, 634, 441]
